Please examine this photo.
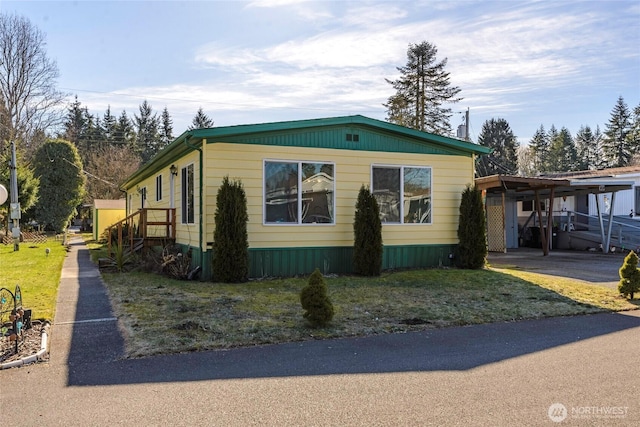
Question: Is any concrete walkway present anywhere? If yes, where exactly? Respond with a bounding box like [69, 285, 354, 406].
[1, 236, 639, 425]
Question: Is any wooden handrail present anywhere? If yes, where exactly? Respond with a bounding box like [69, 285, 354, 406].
[105, 208, 176, 256]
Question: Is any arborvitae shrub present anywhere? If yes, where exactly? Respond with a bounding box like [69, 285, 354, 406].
[618, 250, 640, 299]
[353, 185, 383, 276]
[212, 176, 249, 283]
[300, 268, 334, 327]
[456, 184, 487, 269]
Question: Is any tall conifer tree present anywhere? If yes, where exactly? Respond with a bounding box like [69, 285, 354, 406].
[602, 96, 632, 167]
[476, 118, 519, 177]
[384, 41, 462, 136]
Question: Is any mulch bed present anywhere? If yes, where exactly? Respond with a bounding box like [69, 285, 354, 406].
[0, 321, 48, 364]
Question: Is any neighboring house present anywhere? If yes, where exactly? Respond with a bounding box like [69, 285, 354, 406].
[120, 115, 490, 279]
[93, 199, 126, 241]
[544, 166, 640, 218]
[476, 169, 635, 254]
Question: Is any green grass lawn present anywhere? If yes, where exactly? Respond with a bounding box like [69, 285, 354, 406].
[5, 233, 638, 359]
[0, 238, 68, 321]
[99, 264, 638, 358]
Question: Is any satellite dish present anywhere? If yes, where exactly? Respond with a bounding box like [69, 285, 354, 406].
[0, 184, 7, 205]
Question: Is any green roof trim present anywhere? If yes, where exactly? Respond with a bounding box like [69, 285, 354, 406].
[122, 115, 490, 189]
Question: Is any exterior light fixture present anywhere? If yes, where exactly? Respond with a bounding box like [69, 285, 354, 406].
[170, 164, 178, 176]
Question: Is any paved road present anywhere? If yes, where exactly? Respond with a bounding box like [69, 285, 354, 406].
[2, 237, 639, 426]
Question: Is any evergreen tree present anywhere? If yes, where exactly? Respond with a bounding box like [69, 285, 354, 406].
[548, 127, 577, 172]
[0, 150, 39, 229]
[134, 100, 160, 163]
[84, 111, 105, 154]
[602, 96, 632, 167]
[189, 107, 214, 130]
[62, 96, 89, 148]
[353, 185, 383, 276]
[475, 118, 519, 177]
[628, 103, 640, 162]
[300, 268, 334, 327]
[574, 125, 603, 170]
[102, 105, 117, 145]
[114, 110, 133, 146]
[160, 107, 174, 145]
[212, 176, 249, 283]
[618, 250, 640, 300]
[32, 139, 85, 232]
[529, 125, 549, 174]
[384, 41, 462, 136]
[456, 184, 486, 269]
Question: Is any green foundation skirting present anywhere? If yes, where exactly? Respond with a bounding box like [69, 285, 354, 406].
[182, 244, 457, 280]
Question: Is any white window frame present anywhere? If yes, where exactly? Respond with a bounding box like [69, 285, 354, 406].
[263, 159, 336, 225]
[371, 164, 432, 225]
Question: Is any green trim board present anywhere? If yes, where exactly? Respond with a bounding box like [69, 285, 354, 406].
[122, 115, 490, 190]
[176, 244, 457, 280]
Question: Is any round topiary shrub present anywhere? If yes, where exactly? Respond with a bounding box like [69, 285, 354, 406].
[300, 268, 334, 327]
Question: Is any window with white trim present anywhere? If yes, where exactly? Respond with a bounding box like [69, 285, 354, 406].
[264, 160, 335, 224]
[372, 165, 432, 224]
[181, 164, 194, 224]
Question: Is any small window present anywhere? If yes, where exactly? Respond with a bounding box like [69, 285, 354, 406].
[523, 200, 545, 212]
[140, 187, 147, 209]
[156, 175, 163, 201]
[181, 164, 194, 224]
[264, 160, 335, 224]
[372, 165, 432, 224]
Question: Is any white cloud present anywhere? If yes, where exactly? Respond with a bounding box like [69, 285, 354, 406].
[74, 1, 639, 136]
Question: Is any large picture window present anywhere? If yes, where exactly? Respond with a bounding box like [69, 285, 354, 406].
[372, 165, 432, 224]
[181, 164, 194, 224]
[264, 160, 335, 224]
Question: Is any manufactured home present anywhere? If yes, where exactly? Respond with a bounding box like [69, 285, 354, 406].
[118, 115, 490, 280]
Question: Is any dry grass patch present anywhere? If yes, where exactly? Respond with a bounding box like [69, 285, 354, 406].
[101, 267, 638, 358]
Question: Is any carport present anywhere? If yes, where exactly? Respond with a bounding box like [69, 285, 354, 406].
[475, 174, 633, 256]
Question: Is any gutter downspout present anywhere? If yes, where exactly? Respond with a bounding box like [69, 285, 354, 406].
[184, 134, 205, 272]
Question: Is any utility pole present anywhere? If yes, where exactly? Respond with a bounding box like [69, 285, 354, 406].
[465, 108, 470, 142]
[9, 140, 20, 251]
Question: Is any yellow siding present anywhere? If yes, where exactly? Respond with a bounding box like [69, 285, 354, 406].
[125, 151, 201, 247]
[93, 209, 126, 240]
[202, 143, 474, 249]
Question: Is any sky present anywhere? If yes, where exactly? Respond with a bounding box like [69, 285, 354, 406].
[1, 0, 639, 144]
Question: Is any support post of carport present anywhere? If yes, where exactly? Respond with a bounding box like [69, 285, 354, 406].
[534, 187, 555, 256]
[534, 189, 547, 254]
[544, 186, 555, 255]
[604, 192, 617, 253]
[595, 192, 617, 254]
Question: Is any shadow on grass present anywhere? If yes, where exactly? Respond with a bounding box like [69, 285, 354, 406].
[64, 247, 640, 386]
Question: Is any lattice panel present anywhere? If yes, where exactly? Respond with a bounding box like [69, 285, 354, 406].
[487, 205, 505, 252]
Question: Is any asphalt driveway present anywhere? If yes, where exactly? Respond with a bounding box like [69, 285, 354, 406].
[487, 247, 625, 289]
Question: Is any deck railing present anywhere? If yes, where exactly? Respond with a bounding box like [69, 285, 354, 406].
[105, 208, 176, 255]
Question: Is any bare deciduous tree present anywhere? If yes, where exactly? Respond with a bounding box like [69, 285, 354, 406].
[0, 13, 65, 151]
[84, 144, 142, 202]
